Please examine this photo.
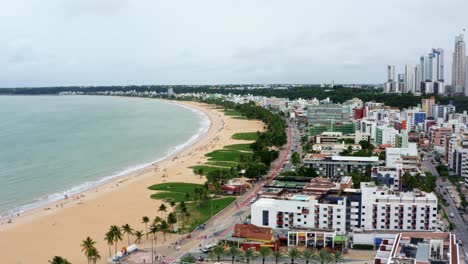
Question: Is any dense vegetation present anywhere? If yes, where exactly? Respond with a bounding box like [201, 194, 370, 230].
[2, 85, 468, 112]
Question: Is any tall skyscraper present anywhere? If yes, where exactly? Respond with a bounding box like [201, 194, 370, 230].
[405, 65, 416, 93]
[415, 64, 422, 92]
[385, 65, 396, 93]
[452, 33, 466, 94]
[431, 48, 444, 81]
[387, 65, 395, 81]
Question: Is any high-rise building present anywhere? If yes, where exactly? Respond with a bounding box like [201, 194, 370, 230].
[452, 33, 466, 94]
[431, 48, 444, 81]
[415, 64, 422, 92]
[405, 65, 416, 93]
[387, 65, 395, 81]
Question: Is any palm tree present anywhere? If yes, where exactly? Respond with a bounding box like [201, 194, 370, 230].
[244, 248, 257, 264]
[154, 216, 162, 224]
[142, 216, 150, 239]
[302, 249, 314, 264]
[167, 212, 177, 229]
[88, 247, 101, 264]
[149, 223, 159, 244]
[122, 224, 134, 245]
[134, 230, 144, 243]
[158, 203, 167, 217]
[313, 249, 331, 264]
[286, 247, 302, 264]
[104, 231, 114, 258]
[159, 220, 169, 241]
[109, 225, 123, 255]
[149, 222, 159, 264]
[272, 251, 284, 264]
[170, 200, 176, 209]
[330, 251, 344, 264]
[211, 245, 225, 263]
[80, 236, 96, 264]
[258, 247, 272, 264]
[48, 256, 71, 264]
[228, 246, 242, 264]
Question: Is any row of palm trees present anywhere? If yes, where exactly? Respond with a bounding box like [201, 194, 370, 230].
[49, 200, 182, 263]
[195, 245, 344, 264]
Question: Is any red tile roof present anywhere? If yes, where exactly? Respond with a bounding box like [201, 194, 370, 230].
[233, 224, 274, 242]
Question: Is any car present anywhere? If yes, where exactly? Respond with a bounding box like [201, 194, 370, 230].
[201, 243, 218, 253]
[450, 213, 455, 218]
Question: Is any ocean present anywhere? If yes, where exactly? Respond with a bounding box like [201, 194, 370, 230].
[0, 95, 209, 216]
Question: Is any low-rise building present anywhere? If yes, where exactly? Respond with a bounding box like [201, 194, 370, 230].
[371, 166, 403, 191]
[303, 155, 379, 178]
[385, 143, 419, 169]
[373, 232, 459, 264]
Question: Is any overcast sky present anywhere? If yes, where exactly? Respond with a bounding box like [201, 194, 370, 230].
[0, 0, 467, 87]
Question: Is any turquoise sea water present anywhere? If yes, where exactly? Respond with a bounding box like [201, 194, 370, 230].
[0, 96, 209, 215]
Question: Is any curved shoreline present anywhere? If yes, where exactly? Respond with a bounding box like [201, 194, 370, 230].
[0, 99, 264, 264]
[0, 98, 212, 220]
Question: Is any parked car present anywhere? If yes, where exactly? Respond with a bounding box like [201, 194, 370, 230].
[201, 243, 217, 253]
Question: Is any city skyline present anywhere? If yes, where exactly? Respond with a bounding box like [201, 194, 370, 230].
[0, 0, 467, 87]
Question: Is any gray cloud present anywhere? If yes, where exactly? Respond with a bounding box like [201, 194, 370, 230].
[0, 0, 466, 86]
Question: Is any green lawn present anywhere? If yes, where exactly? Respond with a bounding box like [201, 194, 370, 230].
[150, 192, 188, 203]
[224, 109, 243, 116]
[231, 132, 258, 141]
[192, 165, 231, 175]
[148, 182, 203, 202]
[179, 197, 236, 232]
[224, 143, 253, 152]
[205, 149, 251, 162]
[206, 161, 239, 167]
[148, 182, 202, 193]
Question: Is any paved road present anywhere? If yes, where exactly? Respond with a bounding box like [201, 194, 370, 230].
[422, 158, 468, 261]
[148, 125, 295, 262]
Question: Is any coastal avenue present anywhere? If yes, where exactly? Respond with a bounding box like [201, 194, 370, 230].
[146, 123, 295, 262]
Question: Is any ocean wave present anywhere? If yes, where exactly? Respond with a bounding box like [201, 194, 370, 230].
[1, 102, 211, 219]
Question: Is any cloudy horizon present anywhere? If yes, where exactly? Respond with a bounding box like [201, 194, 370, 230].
[0, 0, 467, 87]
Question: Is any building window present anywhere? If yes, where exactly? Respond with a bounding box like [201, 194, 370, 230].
[337, 209, 341, 212]
[381, 219, 385, 222]
[337, 222, 341, 225]
[262, 210, 269, 226]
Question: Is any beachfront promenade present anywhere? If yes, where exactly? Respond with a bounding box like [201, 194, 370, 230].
[123, 127, 293, 264]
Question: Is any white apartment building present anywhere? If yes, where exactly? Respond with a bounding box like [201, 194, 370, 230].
[360, 182, 438, 231]
[385, 143, 419, 169]
[375, 125, 398, 146]
[251, 194, 349, 234]
[356, 119, 377, 140]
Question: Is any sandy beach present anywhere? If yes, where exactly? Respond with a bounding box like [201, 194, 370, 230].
[0, 101, 264, 264]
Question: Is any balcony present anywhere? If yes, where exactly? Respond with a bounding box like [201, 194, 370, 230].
[277, 220, 283, 225]
[302, 209, 310, 215]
